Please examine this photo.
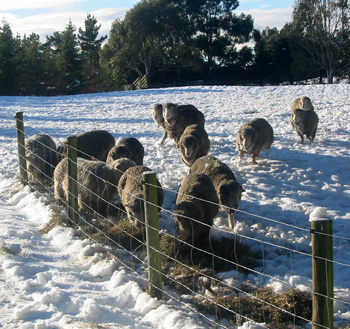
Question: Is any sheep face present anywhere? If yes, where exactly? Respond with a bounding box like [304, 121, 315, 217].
[240, 127, 257, 152]
[300, 96, 314, 111]
[218, 182, 245, 212]
[152, 104, 164, 126]
[291, 108, 304, 124]
[163, 103, 179, 127]
[124, 194, 145, 228]
[180, 136, 199, 165]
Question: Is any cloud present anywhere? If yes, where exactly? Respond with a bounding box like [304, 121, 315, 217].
[1, 7, 128, 40]
[1, 0, 86, 11]
[237, 7, 293, 30]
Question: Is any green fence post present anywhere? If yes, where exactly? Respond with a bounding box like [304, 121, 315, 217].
[15, 112, 28, 185]
[67, 136, 79, 225]
[143, 172, 162, 299]
[312, 219, 334, 329]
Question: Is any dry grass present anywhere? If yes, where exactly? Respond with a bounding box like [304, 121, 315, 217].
[195, 287, 312, 328]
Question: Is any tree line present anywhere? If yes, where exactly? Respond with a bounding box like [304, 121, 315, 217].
[1, 0, 349, 96]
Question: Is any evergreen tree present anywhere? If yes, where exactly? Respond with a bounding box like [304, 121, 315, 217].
[78, 14, 107, 92]
[48, 20, 82, 94]
[0, 21, 19, 95]
[181, 0, 254, 77]
[17, 33, 46, 95]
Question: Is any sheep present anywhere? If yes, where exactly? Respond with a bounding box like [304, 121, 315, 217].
[178, 124, 210, 167]
[118, 166, 164, 228]
[190, 155, 245, 229]
[152, 104, 168, 144]
[54, 157, 136, 216]
[57, 130, 115, 162]
[291, 96, 314, 112]
[163, 103, 205, 146]
[236, 118, 274, 165]
[106, 137, 145, 166]
[25, 133, 58, 184]
[173, 173, 219, 244]
[291, 108, 319, 143]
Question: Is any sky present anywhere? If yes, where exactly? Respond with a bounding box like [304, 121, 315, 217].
[0, 0, 295, 41]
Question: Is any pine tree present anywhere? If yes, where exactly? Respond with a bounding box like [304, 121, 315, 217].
[0, 21, 19, 95]
[78, 14, 107, 92]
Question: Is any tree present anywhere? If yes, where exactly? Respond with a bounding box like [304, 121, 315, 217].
[78, 14, 107, 92]
[292, 0, 350, 83]
[17, 33, 46, 95]
[78, 14, 107, 67]
[47, 20, 82, 93]
[181, 0, 254, 76]
[0, 21, 19, 95]
[100, 0, 197, 87]
[252, 27, 294, 84]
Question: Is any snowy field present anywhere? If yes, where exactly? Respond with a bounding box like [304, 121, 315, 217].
[0, 84, 349, 329]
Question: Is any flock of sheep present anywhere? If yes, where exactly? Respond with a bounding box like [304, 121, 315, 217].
[24, 96, 319, 245]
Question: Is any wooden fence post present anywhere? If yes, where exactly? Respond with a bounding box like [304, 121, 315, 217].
[311, 219, 334, 329]
[67, 136, 79, 225]
[143, 172, 162, 299]
[15, 112, 28, 185]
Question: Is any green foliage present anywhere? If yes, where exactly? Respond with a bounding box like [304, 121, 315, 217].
[0, 21, 20, 95]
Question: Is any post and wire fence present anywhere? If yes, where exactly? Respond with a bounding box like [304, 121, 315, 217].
[14, 112, 349, 329]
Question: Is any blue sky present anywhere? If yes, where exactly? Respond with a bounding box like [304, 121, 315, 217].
[1, 0, 295, 40]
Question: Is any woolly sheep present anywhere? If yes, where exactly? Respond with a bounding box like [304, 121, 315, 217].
[236, 118, 274, 165]
[54, 157, 136, 216]
[57, 130, 115, 162]
[178, 124, 210, 167]
[118, 166, 164, 227]
[25, 133, 58, 184]
[106, 137, 145, 165]
[190, 155, 245, 229]
[163, 103, 205, 146]
[291, 96, 314, 112]
[152, 104, 168, 144]
[173, 173, 219, 244]
[291, 108, 319, 143]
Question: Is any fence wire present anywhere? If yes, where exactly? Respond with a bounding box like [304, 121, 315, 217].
[13, 120, 350, 329]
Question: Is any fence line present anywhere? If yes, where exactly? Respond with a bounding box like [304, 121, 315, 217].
[14, 116, 350, 328]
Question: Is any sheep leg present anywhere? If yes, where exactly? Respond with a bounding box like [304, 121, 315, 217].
[159, 131, 167, 144]
[228, 211, 235, 230]
[251, 155, 257, 165]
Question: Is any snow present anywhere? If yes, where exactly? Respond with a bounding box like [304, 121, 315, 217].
[1, 84, 350, 328]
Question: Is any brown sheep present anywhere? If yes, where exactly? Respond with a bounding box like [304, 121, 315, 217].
[57, 130, 115, 162]
[106, 137, 144, 165]
[173, 173, 219, 244]
[152, 104, 168, 144]
[291, 96, 314, 112]
[54, 157, 136, 216]
[291, 108, 319, 143]
[25, 133, 58, 184]
[163, 103, 205, 147]
[236, 118, 274, 165]
[178, 124, 210, 167]
[118, 166, 164, 227]
[190, 155, 245, 229]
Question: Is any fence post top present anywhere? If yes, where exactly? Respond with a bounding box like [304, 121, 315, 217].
[309, 207, 333, 222]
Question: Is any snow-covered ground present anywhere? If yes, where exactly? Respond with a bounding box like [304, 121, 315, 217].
[0, 84, 349, 329]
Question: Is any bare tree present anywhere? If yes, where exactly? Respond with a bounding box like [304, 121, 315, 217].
[293, 0, 350, 83]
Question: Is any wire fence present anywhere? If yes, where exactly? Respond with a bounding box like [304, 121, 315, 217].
[13, 112, 350, 329]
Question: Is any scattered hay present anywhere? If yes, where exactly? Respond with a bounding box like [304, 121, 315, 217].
[159, 234, 259, 293]
[195, 287, 312, 328]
